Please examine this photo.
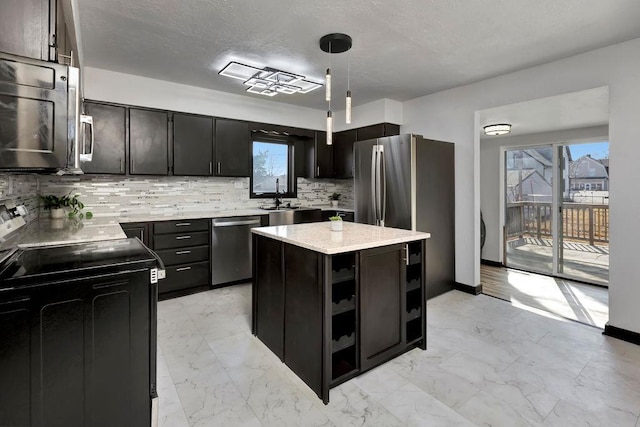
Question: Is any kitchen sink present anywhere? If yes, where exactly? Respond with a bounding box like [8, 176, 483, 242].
[266, 208, 322, 225]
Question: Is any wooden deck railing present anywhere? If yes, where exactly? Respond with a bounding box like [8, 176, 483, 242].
[506, 202, 609, 245]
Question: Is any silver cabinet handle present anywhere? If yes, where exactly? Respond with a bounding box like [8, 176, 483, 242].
[176, 266, 192, 272]
[120, 158, 124, 173]
[176, 235, 191, 240]
[217, 162, 221, 174]
[317, 166, 320, 176]
[213, 219, 261, 227]
[209, 161, 213, 175]
[175, 222, 191, 227]
[175, 250, 191, 255]
[405, 244, 409, 266]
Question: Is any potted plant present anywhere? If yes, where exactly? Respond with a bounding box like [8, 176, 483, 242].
[40, 194, 93, 220]
[329, 192, 341, 208]
[329, 215, 343, 231]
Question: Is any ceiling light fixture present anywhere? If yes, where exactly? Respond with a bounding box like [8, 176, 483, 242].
[219, 61, 322, 97]
[320, 33, 352, 145]
[483, 123, 512, 136]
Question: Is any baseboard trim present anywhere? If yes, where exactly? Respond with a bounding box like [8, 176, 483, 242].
[603, 324, 640, 346]
[481, 259, 503, 267]
[454, 282, 483, 295]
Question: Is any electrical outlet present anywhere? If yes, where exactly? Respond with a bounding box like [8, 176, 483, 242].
[314, 182, 321, 189]
[234, 180, 243, 189]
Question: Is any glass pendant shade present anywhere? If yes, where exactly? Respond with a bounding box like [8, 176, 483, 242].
[326, 110, 333, 145]
[325, 69, 331, 101]
[345, 90, 352, 124]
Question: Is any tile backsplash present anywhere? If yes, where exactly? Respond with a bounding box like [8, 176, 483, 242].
[0, 174, 39, 222]
[32, 175, 354, 218]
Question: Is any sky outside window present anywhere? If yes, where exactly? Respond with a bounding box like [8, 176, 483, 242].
[252, 141, 289, 193]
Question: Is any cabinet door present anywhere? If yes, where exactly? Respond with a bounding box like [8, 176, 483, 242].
[308, 131, 333, 178]
[173, 113, 213, 176]
[359, 244, 406, 371]
[333, 129, 357, 178]
[121, 222, 149, 246]
[129, 108, 169, 175]
[356, 123, 400, 141]
[215, 119, 249, 176]
[0, 0, 51, 61]
[83, 102, 126, 174]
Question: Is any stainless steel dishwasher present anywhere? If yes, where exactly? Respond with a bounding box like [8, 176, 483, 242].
[211, 216, 263, 285]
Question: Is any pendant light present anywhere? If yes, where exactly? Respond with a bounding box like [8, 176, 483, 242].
[320, 33, 353, 144]
[345, 56, 352, 124]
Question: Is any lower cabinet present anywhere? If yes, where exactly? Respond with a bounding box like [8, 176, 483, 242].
[151, 219, 211, 296]
[321, 210, 354, 222]
[252, 235, 427, 403]
[0, 270, 152, 427]
[359, 244, 406, 371]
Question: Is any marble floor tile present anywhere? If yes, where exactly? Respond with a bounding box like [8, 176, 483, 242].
[156, 286, 640, 427]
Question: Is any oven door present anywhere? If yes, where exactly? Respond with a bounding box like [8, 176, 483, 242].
[0, 52, 72, 170]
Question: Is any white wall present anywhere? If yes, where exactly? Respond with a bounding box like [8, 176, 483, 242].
[480, 125, 609, 263]
[402, 37, 640, 334]
[84, 67, 326, 130]
[85, 68, 403, 132]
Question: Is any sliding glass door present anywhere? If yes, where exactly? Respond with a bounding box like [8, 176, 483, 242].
[504, 142, 609, 286]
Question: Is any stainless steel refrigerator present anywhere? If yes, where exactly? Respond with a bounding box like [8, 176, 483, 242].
[354, 134, 455, 298]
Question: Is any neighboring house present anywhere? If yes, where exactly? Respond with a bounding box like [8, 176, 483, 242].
[569, 154, 609, 191]
[506, 169, 552, 202]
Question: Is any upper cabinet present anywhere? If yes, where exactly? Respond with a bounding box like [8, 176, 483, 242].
[355, 123, 400, 142]
[173, 113, 214, 176]
[129, 108, 169, 175]
[306, 131, 333, 179]
[333, 130, 357, 179]
[0, 0, 75, 63]
[82, 102, 126, 174]
[214, 119, 250, 177]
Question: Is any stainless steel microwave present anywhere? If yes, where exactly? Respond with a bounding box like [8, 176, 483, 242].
[0, 51, 93, 172]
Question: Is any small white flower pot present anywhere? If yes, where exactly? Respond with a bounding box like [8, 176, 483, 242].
[330, 200, 339, 208]
[50, 208, 65, 219]
[330, 220, 343, 232]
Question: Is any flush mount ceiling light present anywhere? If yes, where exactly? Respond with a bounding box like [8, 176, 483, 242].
[219, 61, 322, 97]
[483, 123, 512, 136]
[320, 33, 353, 145]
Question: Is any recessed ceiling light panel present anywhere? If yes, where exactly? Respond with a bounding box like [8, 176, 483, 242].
[219, 61, 321, 97]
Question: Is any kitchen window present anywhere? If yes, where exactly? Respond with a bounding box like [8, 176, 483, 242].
[250, 138, 296, 198]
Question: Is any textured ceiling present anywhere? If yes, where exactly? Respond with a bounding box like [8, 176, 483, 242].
[479, 87, 609, 139]
[78, 0, 640, 110]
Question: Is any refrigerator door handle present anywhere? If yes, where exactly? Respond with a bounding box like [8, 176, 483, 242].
[371, 146, 378, 223]
[379, 148, 386, 227]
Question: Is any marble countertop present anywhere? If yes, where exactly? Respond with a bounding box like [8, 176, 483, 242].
[251, 222, 430, 255]
[2, 206, 357, 249]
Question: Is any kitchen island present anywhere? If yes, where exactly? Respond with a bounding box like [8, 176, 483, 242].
[251, 221, 430, 403]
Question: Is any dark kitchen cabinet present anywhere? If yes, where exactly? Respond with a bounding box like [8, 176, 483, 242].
[129, 108, 169, 175]
[83, 102, 127, 174]
[356, 123, 400, 141]
[253, 236, 426, 403]
[333, 129, 357, 178]
[306, 131, 333, 178]
[0, 0, 55, 61]
[359, 244, 406, 371]
[173, 113, 214, 176]
[0, 270, 153, 427]
[152, 219, 211, 296]
[215, 119, 250, 176]
[121, 222, 150, 245]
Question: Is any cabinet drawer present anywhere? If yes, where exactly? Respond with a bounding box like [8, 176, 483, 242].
[153, 219, 209, 235]
[160, 261, 210, 293]
[153, 231, 209, 250]
[155, 245, 209, 266]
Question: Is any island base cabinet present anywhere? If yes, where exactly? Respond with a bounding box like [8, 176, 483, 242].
[252, 235, 427, 404]
[359, 244, 406, 371]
